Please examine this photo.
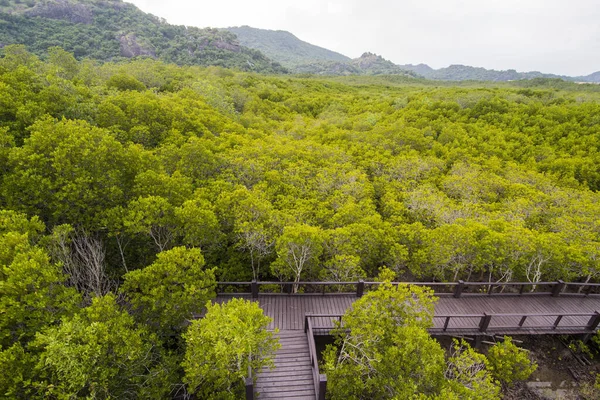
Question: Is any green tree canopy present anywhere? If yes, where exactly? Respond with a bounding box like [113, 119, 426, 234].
[120, 246, 216, 340]
[33, 294, 175, 399]
[182, 298, 279, 399]
[323, 273, 500, 399]
[3, 118, 136, 228]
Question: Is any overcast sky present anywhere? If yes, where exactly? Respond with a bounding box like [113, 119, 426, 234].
[128, 0, 599, 76]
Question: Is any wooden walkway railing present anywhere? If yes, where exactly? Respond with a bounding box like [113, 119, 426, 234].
[432, 311, 600, 334]
[301, 309, 600, 400]
[304, 316, 327, 400]
[303, 311, 600, 336]
[217, 280, 600, 298]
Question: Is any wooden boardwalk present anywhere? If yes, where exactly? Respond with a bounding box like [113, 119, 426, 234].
[215, 287, 600, 400]
[254, 330, 315, 400]
[216, 293, 600, 335]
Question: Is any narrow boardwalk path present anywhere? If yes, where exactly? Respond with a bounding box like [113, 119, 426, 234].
[255, 330, 315, 399]
[216, 293, 600, 334]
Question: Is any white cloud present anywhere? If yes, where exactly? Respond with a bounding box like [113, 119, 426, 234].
[126, 0, 600, 76]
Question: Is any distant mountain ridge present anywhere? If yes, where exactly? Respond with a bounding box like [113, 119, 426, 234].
[226, 26, 416, 78]
[225, 26, 350, 69]
[0, 0, 285, 73]
[0, 3, 597, 82]
[399, 63, 574, 82]
[576, 71, 600, 83]
[228, 25, 600, 82]
[294, 52, 418, 78]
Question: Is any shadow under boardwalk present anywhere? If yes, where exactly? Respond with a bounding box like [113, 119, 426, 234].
[255, 330, 315, 400]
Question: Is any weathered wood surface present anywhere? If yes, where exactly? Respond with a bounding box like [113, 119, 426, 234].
[254, 330, 315, 400]
[216, 293, 600, 335]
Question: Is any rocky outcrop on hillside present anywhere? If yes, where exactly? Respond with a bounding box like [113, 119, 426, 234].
[118, 33, 155, 58]
[23, 0, 93, 23]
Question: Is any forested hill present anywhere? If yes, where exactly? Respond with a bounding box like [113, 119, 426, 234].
[226, 25, 351, 69]
[224, 26, 418, 77]
[0, 0, 286, 73]
[295, 52, 420, 78]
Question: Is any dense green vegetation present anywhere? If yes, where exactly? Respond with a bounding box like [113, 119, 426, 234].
[0, 0, 286, 73]
[0, 45, 599, 397]
[323, 272, 536, 399]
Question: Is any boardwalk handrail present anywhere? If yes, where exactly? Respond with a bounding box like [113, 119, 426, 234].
[216, 280, 600, 298]
[432, 311, 600, 334]
[304, 314, 327, 400]
[303, 311, 600, 336]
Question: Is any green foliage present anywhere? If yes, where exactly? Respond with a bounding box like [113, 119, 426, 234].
[3, 118, 136, 228]
[444, 340, 500, 399]
[0, 49, 598, 286]
[580, 373, 600, 400]
[272, 224, 324, 288]
[0, 1, 286, 73]
[0, 212, 80, 348]
[106, 73, 147, 92]
[322, 282, 441, 399]
[182, 298, 279, 399]
[121, 246, 216, 340]
[323, 282, 501, 399]
[487, 337, 537, 385]
[409, 64, 575, 82]
[47, 47, 79, 80]
[33, 294, 175, 399]
[0, 35, 597, 400]
[0, 342, 37, 398]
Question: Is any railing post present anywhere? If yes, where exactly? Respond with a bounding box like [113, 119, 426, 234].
[553, 315, 563, 329]
[357, 279, 364, 297]
[518, 316, 527, 327]
[552, 280, 565, 297]
[454, 280, 465, 298]
[443, 316, 450, 332]
[304, 315, 309, 333]
[587, 311, 600, 330]
[479, 313, 492, 332]
[284, 283, 292, 294]
[245, 377, 253, 400]
[251, 280, 258, 299]
[318, 374, 327, 400]
[246, 354, 253, 400]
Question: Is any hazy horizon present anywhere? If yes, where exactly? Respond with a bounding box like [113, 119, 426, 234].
[127, 0, 599, 77]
